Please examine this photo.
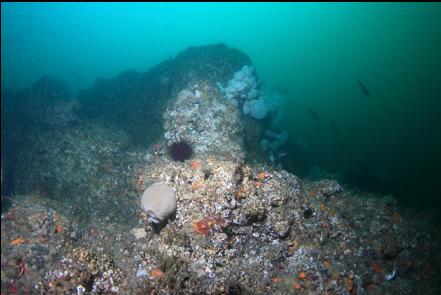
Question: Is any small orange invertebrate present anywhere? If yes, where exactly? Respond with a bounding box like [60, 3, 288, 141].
[294, 283, 302, 290]
[345, 277, 354, 292]
[193, 217, 225, 235]
[272, 277, 282, 283]
[371, 261, 383, 273]
[189, 160, 201, 170]
[288, 239, 298, 255]
[191, 181, 203, 190]
[299, 271, 307, 280]
[10, 237, 25, 246]
[391, 212, 400, 224]
[257, 172, 266, 181]
[323, 260, 332, 269]
[193, 219, 213, 235]
[227, 236, 238, 247]
[235, 187, 246, 199]
[149, 269, 165, 279]
[54, 224, 64, 234]
[207, 248, 217, 255]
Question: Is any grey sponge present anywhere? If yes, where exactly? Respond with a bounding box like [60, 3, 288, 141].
[140, 183, 177, 223]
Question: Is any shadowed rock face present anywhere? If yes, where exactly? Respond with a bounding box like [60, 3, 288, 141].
[76, 43, 252, 147]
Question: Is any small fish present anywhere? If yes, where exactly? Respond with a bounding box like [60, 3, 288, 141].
[278, 151, 288, 158]
[70, 71, 80, 79]
[264, 129, 281, 139]
[329, 121, 341, 135]
[305, 107, 319, 120]
[274, 85, 288, 94]
[358, 80, 370, 97]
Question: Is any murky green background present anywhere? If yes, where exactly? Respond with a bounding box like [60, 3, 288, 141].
[2, 3, 441, 213]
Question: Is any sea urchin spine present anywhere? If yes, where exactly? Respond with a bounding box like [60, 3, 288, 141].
[169, 140, 193, 162]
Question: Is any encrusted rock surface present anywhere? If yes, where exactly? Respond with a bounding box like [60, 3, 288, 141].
[2, 44, 441, 294]
[164, 81, 245, 162]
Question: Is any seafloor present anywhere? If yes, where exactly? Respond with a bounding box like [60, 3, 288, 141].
[1, 44, 440, 294]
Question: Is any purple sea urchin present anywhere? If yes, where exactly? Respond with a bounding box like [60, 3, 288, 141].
[169, 140, 193, 162]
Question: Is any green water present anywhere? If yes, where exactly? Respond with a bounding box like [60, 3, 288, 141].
[2, 3, 441, 213]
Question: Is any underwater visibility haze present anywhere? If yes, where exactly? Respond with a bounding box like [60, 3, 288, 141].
[1, 2, 441, 294]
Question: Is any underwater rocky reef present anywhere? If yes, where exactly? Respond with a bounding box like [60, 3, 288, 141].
[1, 44, 440, 294]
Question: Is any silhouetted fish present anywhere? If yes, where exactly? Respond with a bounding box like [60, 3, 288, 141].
[70, 71, 80, 79]
[305, 107, 319, 120]
[274, 85, 289, 95]
[358, 80, 370, 97]
[329, 121, 341, 135]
